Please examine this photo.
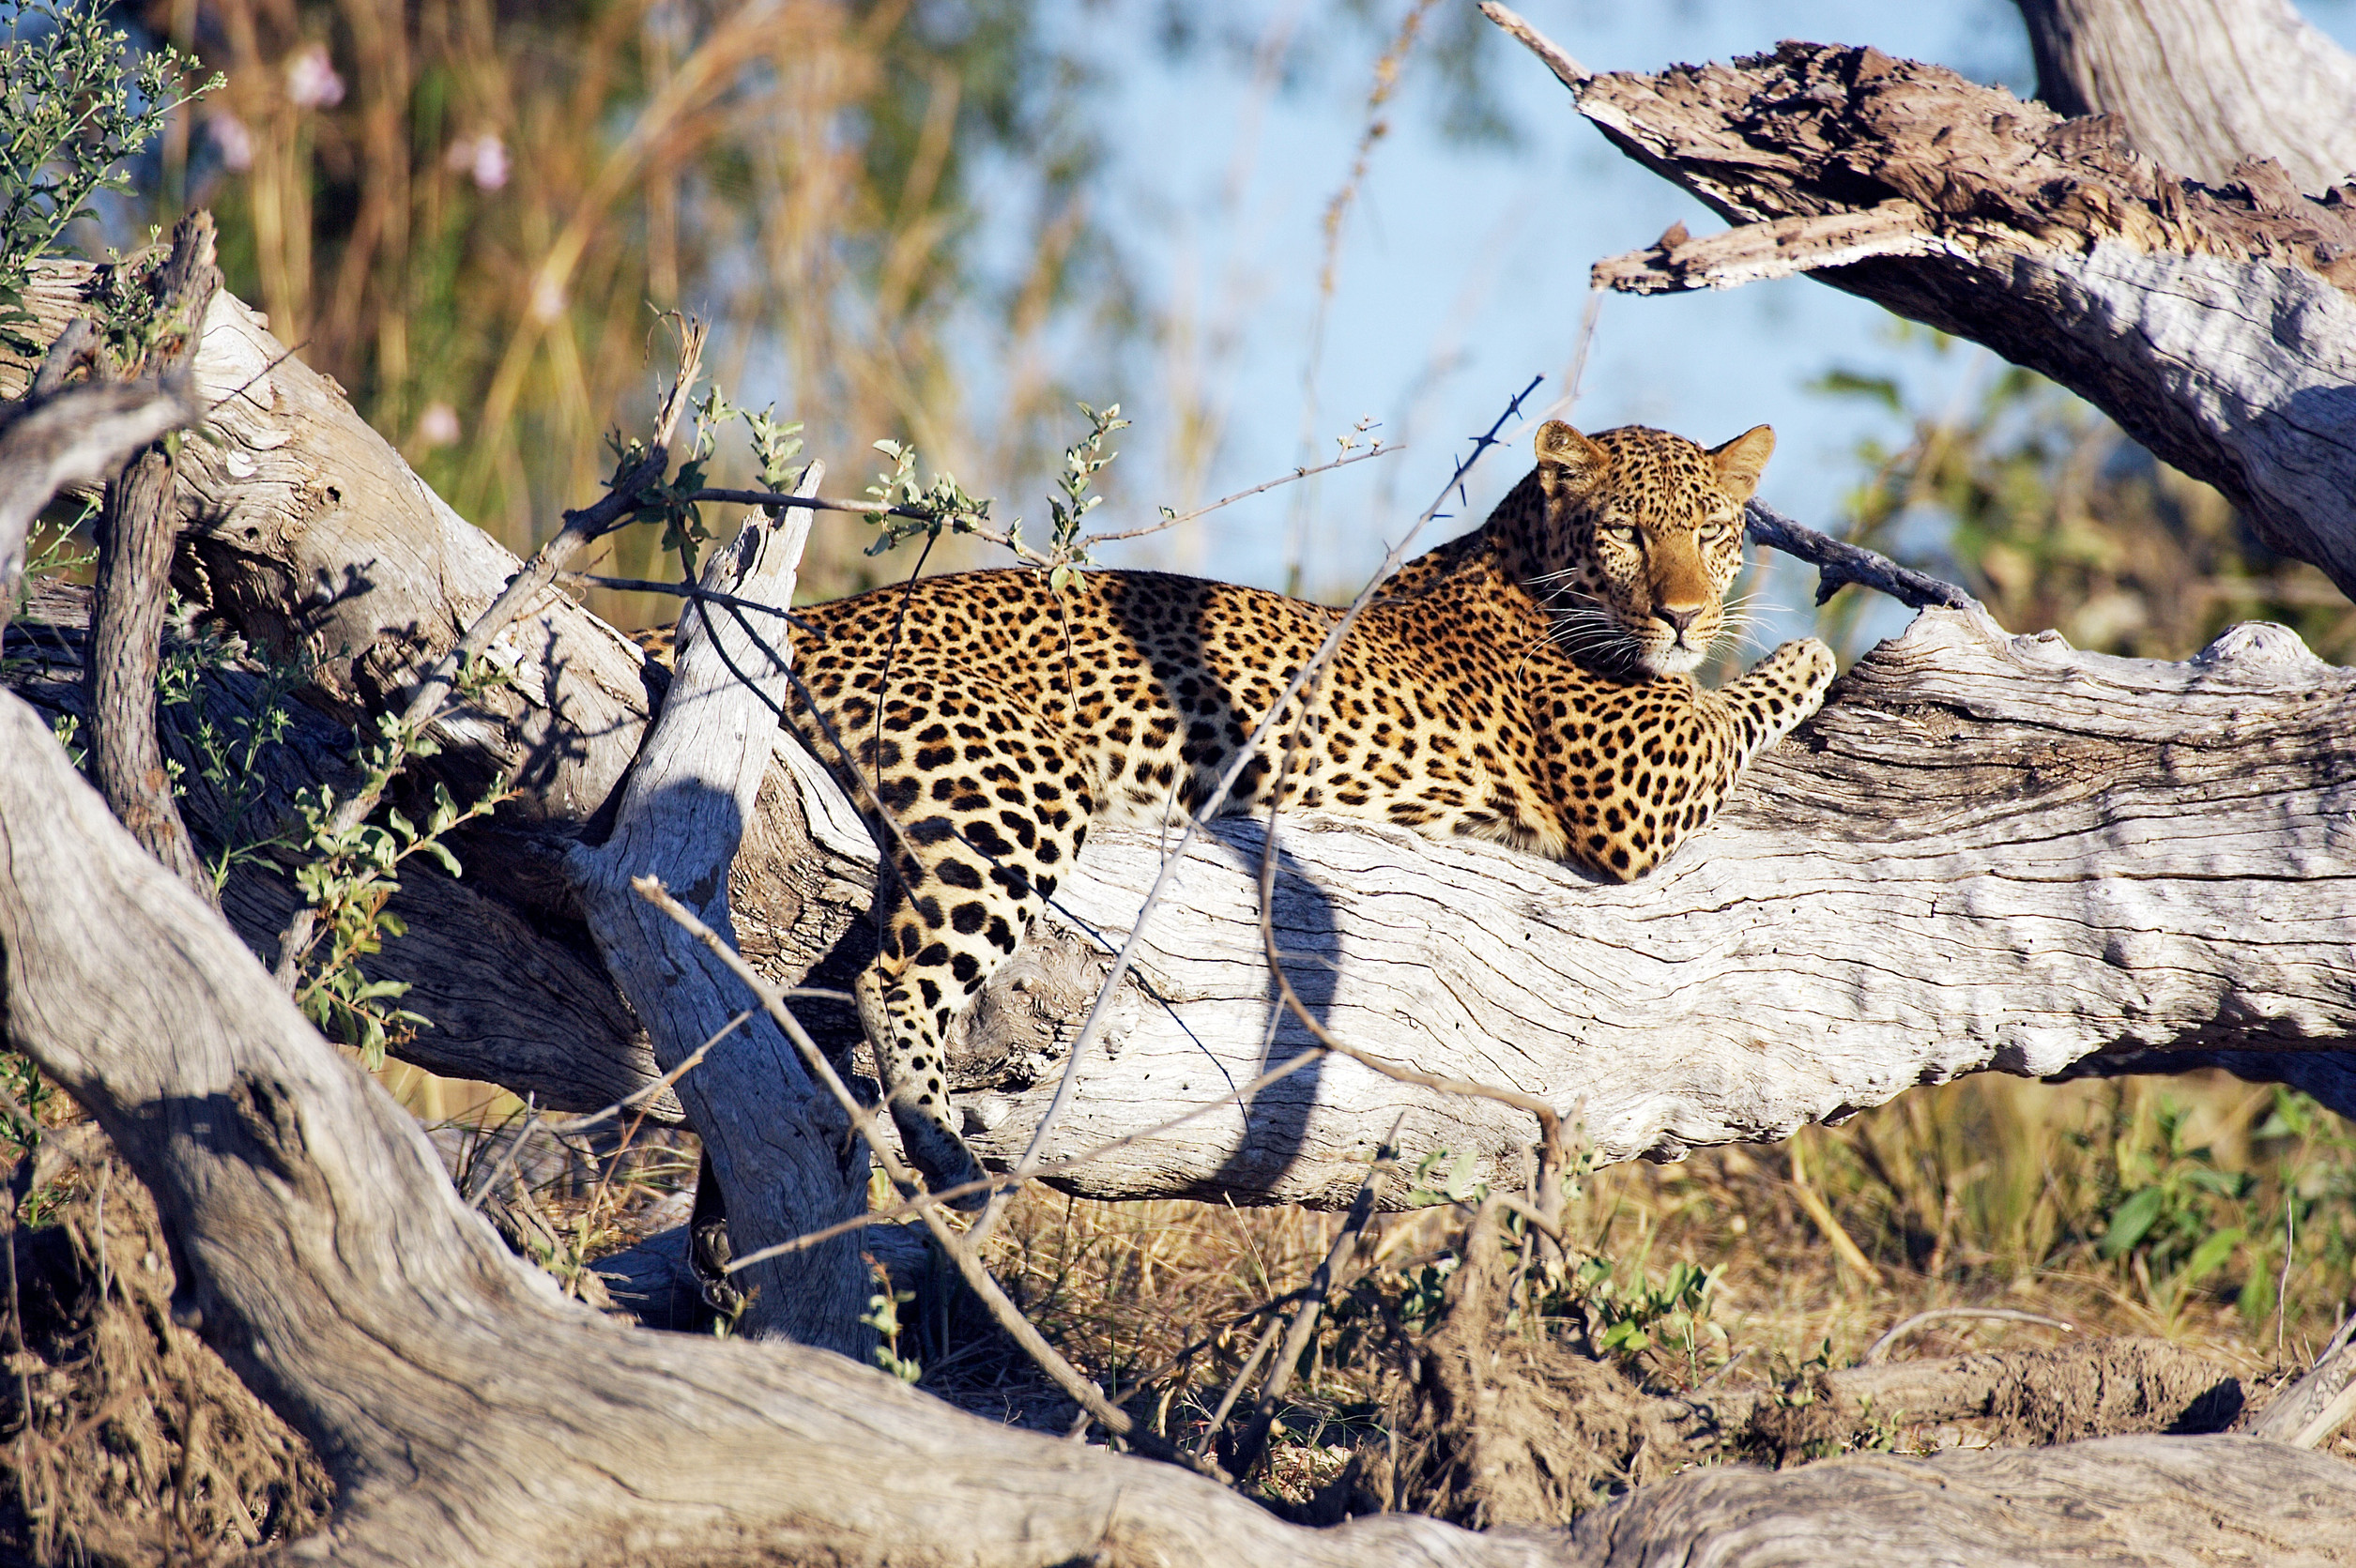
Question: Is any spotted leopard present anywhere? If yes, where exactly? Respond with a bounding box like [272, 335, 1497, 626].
[660, 420, 1835, 1196]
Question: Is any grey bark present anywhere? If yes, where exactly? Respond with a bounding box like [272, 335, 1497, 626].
[2, 581, 666, 1121]
[84, 213, 222, 900]
[1564, 1435, 2356, 1567]
[2015, 0, 2356, 193]
[9, 258, 2356, 1215]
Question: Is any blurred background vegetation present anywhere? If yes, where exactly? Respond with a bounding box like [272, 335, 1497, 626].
[115, 0, 1150, 617]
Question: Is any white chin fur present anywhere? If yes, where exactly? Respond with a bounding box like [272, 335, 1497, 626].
[1645, 644, 1706, 677]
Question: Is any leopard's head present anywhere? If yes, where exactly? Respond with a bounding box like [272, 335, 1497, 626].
[1522, 420, 1771, 677]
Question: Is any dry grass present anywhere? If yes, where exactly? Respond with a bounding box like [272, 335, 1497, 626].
[915, 1070, 2356, 1511]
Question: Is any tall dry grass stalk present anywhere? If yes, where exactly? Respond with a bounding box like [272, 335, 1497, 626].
[161, 0, 1123, 617]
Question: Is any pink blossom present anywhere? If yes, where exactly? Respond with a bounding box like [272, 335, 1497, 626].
[285, 45, 345, 110]
[207, 113, 253, 173]
[445, 131, 509, 191]
[416, 403, 461, 449]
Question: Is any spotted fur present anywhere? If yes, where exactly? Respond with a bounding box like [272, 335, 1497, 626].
[660, 421, 1834, 1194]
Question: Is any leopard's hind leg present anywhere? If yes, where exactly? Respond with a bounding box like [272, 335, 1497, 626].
[834, 676, 1093, 1196]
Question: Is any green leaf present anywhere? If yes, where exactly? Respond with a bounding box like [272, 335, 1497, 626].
[2100, 1185, 2167, 1258]
[2180, 1226, 2242, 1286]
[1599, 1319, 1649, 1353]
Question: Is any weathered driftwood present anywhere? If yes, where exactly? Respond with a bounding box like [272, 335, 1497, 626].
[568, 464, 874, 1347]
[2015, 0, 2356, 193]
[0, 583, 666, 1120]
[9, 682, 2356, 1566]
[1521, 25, 2356, 601]
[1563, 1435, 2356, 1568]
[0, 259, 657, 839]
[918, 609, 2356, 1203]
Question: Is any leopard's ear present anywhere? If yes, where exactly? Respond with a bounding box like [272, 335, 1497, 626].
[1708, 424, 1775, 502]
[1535, 420, 1610, 500]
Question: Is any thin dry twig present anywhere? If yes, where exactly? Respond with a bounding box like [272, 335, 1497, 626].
[712, 1046, 1334, 1272]
[464, 1005, 753, 1212]
[1079, 444, 1398, 548]
[558, 571, 822, 638]
[971, 376, 1549, 1250]
[1476, 1, 1590, 89]
[1789, 1135, 1885, 1286]
[1863, 1307, 2076, 1364]
[1218, 1115, 1403, 1477]
[2248, 1313, 2356, 1449]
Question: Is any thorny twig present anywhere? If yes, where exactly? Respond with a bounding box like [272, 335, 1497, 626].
[1079, 443, 1397, 547]
[268, 319, 711, 987]
[1745, 498, 1978, 612]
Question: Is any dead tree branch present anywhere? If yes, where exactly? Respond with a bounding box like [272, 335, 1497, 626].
[2014, 0, 2356, 193]
[84, 212, 222, 900]
[1497, 21, 2356, 602]
[7, 263, 2353, 1215]
[565, 459, 875, 1348]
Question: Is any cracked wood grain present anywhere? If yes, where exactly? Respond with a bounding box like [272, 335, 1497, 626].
[6, 676, 2353, 1568]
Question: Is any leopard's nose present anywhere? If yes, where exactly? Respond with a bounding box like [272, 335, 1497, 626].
[1654, 604, 1700, 641]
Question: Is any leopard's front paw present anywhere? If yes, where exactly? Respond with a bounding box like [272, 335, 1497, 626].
[1728, 637, 1836, 747]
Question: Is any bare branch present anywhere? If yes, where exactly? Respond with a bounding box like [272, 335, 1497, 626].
[0, 381, 202, 625]
[84, 211, 223, 901]
[1743, 499, 1977, 610]
[268, 319, 709, 986]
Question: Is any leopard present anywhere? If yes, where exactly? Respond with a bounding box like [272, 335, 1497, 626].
[664, 419, 1836, 1203]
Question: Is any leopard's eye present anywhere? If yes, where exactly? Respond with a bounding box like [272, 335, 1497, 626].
[1599, 522, 1641, 547]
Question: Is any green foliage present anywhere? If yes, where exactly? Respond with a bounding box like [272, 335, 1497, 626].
[156, 615, 307, 894]
[0, 1048, 54, 1162]
[614, 382, 811, 582]
[0, 0, 214, 348]
[1381, 1144, 1724, 1376]
[286, 707, 509, 1068]
[1037, 401, 1126, 594]
[863, 1285, 924, 1383]
[861, 436, 998, 557]
[2072, 1093, 2264, 1323]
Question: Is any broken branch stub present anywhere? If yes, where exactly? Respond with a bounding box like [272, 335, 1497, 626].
[1533, 34, 2356, 601]
[567, 464, 874, 1349]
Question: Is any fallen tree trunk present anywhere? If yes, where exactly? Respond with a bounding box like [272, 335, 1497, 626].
[10, 681, 2356, 1566]
[1522, 22, 2356, 601]
[6, 260, 2354, 1214]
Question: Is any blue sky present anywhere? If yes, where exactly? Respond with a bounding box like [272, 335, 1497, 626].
[1038, 0, 2356, 647]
